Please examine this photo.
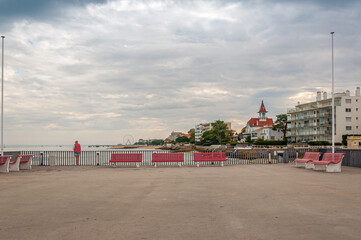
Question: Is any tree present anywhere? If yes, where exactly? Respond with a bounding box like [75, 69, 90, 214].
[149, 139, 164, 145]
[176, 136, 190, 143]
[246, 135, 252, 143]
[201, 130, 217, 145]
[240, 127, 246, 134]
[272, 114, 288, 140]
[239, 127, 246, 140]
[211, 120, 231, 144]
[188, 128, 195, 143]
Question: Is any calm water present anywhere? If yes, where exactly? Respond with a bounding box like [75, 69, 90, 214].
[3, 145, 155, 152]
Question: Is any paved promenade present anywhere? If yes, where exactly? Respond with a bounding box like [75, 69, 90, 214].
[1, 164, 361, 240]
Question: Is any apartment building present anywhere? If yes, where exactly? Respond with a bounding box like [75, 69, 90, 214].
[287, 87, 361, 143]
[195, 122, 232, 142]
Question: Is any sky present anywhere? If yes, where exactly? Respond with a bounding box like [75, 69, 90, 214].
[0, 0, 361, 145]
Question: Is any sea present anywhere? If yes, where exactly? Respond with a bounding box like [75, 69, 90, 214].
[3, 145, 154, 152]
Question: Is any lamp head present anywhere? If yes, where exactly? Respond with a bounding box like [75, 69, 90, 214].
[330, 32, 334, 34]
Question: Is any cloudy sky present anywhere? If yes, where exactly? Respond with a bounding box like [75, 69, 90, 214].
[1, 0, 360, 145]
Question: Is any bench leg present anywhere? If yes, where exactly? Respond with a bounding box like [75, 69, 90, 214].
[0, 162, 9, 173]
[154, 163, 157, 168]
[178, 162, 182, 167]
[314, 164, 326, 171]
[197, 162, 199, 168]
[221, 162, 224, 167]
[305, 162, 314, 169]
[326, 162, 342, 173]
[295, 162, 305, 168]
[136, 163, 140, 168]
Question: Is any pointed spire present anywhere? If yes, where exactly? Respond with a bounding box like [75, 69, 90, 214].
[258, 100, 267, 113]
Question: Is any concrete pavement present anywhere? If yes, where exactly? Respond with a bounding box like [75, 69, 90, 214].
[1, 164, 361, 240]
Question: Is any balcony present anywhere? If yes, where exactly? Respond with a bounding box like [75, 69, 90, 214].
[289, 113, 332, 121]
[288, 130, 332, 137]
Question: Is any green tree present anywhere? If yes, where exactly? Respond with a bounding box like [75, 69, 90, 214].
[239, 127, 246, 140]
[211, 120, 231, 144]
[188, 128, 195, 143]
[246, 135, 252, 143]
[201, 130, 217, 145]
[150, 139, 164, 145]
[176, 136, 190, 143]
[272, 114, 288, 140]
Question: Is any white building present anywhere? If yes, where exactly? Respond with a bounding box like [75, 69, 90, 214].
[287, 87, 361, 143]
[243, 101, 283, 141]
[195, 122, 232, 142]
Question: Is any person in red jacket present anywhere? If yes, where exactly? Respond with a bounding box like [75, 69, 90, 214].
[73, 140, 81, 165]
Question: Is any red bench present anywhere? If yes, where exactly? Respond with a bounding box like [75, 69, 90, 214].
[294, 152, 321, 169]
[312, 153, 345, 172]
[109, 153, 143, 168]
[152, 153, 184, 167]
[19, 155, 34, 170]
[0, 155, 12, 173]
[194, 152, 227, 167]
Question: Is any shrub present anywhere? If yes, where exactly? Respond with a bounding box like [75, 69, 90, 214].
[253, 139, 287, 145]
[342, 134, 361, 146]
[308, 141, 331, 146]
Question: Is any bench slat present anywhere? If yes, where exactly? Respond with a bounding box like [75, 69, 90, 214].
[0, 156, 12, 165]
[152, 153, 184, 162]
[313, 153, 345, 165]
[194, 152, 227, 162]
[295, 152, 321, 163]
[109, 153, 143, 163]
[19, 155, 34, 163]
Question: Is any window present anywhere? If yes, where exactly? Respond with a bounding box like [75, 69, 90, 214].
[357, 126, 359, 129]
[356, 99, 359, 102]
[346, 108, 351, 112]
[357, 108, 359, 111]
[346, 126, 352, 130]
[345, 99, 351, 103]
[357, 117, 359, 120]
[346, 117, 351, 122]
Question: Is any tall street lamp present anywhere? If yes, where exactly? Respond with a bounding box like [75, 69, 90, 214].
[1, 35, 4, 156]
[331, 32, 335, 153]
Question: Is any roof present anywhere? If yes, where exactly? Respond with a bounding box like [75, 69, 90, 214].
[180, 134, 191, 138]
[247, 118, 274, 127]
[258, 100, 268, 113]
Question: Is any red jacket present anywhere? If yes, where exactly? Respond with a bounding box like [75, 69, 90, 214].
[74, 143, 81, 153]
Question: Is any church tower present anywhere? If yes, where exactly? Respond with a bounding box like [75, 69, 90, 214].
[258, 100, 268, 121]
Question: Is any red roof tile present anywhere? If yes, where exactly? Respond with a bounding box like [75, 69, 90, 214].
[258, 100, 268, 113]
[247, 118, 274, 127]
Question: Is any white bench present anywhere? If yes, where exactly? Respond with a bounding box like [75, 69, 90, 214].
[9, 155, 21, 172]
[0, 155, 12, 173]
[19, 155, 34, 170]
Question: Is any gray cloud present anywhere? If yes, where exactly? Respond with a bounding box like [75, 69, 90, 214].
[1, 0, 361, 144]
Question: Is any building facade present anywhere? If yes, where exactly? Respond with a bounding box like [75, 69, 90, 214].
[287, 87, 361, 143]
[347, 136, 361, 149]
[195, 122, 232, 142]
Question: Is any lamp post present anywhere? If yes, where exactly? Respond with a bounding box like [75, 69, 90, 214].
[331, 32, 335, 153]
[1, 36, 4, 156]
